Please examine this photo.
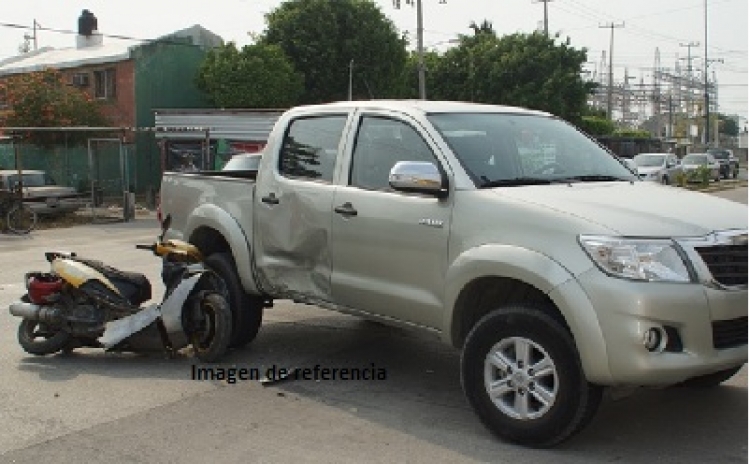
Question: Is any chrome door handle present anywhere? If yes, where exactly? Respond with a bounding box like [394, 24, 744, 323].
[334, 202, 357, 217]
[261, 193, 279, 205]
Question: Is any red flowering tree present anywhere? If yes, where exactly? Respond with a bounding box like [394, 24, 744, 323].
[0, 68, 109, 146]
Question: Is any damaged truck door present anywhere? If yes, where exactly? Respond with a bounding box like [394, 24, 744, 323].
[253, 114, 348, 300]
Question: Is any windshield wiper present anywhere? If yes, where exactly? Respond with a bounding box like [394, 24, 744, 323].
[560, 175, 633, 183]
[479, 177, 563, 188]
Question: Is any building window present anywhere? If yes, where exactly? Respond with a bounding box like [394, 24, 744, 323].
[71, 72, 90, 88]
[94, 68, 116, 99]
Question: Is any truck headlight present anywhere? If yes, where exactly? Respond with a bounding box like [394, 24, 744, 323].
[579, 235, 692, 282]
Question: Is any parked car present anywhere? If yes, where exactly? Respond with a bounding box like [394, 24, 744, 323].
[707, 148, 739, 179]
[633, 152, 682, 184]
[0, 170, 87, 216]
[681, 153, 721, 182]
[221, 152, 262, 171]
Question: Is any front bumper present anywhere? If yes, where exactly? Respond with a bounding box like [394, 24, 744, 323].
[571, 267, 747, 386]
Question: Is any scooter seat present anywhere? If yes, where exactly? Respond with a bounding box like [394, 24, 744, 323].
[72, 257, 152, 306]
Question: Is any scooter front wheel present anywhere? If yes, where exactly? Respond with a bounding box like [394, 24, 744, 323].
[188, 292, 232, 363]
[18, 319, 71, 355]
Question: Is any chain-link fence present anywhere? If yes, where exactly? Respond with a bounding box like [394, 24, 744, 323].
[0, 128, 143, 224]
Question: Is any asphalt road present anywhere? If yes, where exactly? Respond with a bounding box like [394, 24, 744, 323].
[0, 189, 747, 463]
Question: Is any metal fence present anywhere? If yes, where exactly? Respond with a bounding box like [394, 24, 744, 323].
[0, 128, 141, 223]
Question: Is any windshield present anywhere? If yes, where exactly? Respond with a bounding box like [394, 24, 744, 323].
[634, 154, 666, 167]
[708, 150, 729, 160]
[427, 113, 635, 187]
[7, 173, 56, 188]
[682, 154, 707, 165]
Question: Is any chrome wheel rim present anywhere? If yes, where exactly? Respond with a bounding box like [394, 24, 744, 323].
[484, 336, 559, 420]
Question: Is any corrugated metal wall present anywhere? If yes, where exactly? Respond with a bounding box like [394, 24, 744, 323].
[153, 110, 283, 141]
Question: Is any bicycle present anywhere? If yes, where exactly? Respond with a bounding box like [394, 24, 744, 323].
[0, 190, 37, 234]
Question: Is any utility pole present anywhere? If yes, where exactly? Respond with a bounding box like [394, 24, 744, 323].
[416, 0, 426, 99]
[668, 93, 674, 139]
[599, 22, 624, 121]
[348, 60, 354, 101]
[394, 0, 445, 100]
[33, 19, 39, 50]
[703, 0, 710, 145]
[679, 41, 699, 142]
[532, 0, 553, 36]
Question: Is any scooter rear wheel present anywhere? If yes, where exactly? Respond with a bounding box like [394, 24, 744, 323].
[18, 319, 71, 356]
[189, 292, 232, 363]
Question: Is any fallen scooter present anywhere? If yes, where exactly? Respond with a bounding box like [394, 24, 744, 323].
[8, 215, 232, 362]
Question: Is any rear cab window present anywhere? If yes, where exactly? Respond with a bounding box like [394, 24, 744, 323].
[278, 115, 348, 183]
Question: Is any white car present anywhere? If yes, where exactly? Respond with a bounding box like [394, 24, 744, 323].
[634, 153, 682, 184]
[681, 153, 721, 183]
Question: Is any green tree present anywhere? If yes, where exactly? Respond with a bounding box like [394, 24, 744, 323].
[718, 113, 740, 137]
[428, 30, 595, 123]
[262, 0, 408, 103]
[196, 42, 303, 108]
[0, 68, 108, 146]
[579, 116, 615, 136]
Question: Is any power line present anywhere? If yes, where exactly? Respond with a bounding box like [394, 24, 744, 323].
[0, 21, 203, 48]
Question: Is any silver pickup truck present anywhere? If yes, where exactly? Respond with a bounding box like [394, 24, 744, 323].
[159, 100, 748, 447]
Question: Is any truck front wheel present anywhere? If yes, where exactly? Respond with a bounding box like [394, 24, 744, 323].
[461, 306, 602, 447]
[205, 252, 263, 348]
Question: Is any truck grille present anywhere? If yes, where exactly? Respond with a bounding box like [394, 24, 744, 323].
[695, 243, 748, 287]
[712, 317, 748, 349]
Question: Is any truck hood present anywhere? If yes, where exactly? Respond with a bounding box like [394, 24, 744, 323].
[493, 181, 747, 236]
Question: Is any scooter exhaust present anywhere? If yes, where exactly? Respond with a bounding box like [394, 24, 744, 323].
[9, 301, 61, 324]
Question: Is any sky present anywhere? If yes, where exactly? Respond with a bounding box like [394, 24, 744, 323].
[2, 0, 748, 123]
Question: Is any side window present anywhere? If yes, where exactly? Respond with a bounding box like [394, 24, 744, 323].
[350, 116, 436, 191]
[279, 115, 347, 183]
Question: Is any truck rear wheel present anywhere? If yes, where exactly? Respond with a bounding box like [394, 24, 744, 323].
[205, 252, 263, 348]
[461, 306, 602, 447]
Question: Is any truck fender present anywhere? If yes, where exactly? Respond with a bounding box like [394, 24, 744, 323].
[184, 204, 261, 295]
[443, 244, 612, 384]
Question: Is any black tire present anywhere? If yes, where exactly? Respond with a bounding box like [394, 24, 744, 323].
[661, 175, 669, 185]
[7, 203, 37, 234]
[18, 319, 71, 356]
[732, 169, 738, 179]
[679, 365, 743, 388]
[187, 293, 232, 363]
[204, 252, 263, 348]
[461, 306, 602, 447]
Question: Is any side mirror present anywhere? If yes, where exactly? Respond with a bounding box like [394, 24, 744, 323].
[389, 161, 448, 198]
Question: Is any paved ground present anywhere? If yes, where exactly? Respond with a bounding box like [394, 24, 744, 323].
[0, 189, 746, 463]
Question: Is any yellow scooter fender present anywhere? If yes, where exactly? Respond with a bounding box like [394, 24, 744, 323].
[51, 259, 121, 296]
